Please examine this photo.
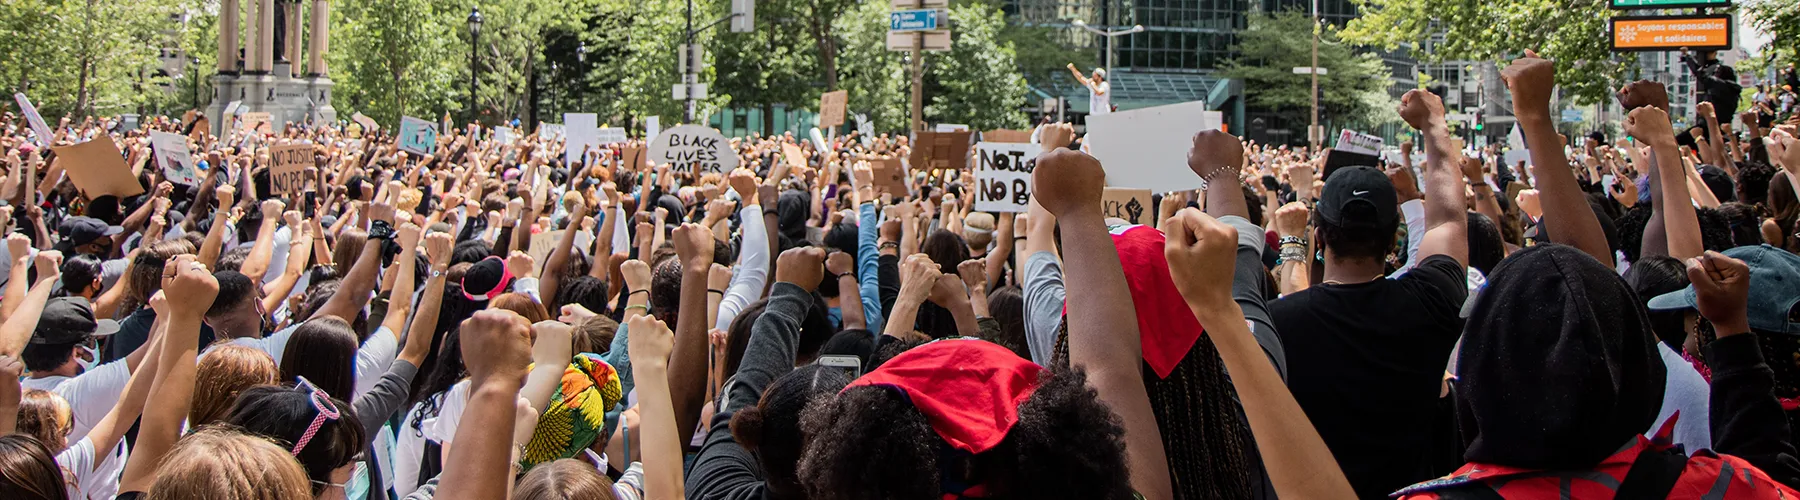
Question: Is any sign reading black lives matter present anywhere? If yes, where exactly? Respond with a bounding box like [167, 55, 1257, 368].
[649, 125, 739, 174]
[973, 142, 1037, 213]
[268, 144, 313, 197]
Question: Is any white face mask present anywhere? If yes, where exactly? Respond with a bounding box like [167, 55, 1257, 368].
[74, 345, 97, 373]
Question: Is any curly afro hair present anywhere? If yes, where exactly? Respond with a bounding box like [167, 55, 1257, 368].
[797, 365, 1134, 500]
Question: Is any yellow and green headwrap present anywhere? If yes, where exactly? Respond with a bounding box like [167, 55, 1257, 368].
[521, 353, 624, 468]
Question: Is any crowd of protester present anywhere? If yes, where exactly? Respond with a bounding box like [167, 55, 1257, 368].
[2, 49, 1800, 500]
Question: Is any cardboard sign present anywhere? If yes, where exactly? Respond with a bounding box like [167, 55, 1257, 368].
[908, 131, 972, 172]
[645, 116, 661, 141]
[351, 112, 378, 132]
[782, 143, 807, 168]
[597, 127, 627, 146]
[268, 144, 312, 196]
[398, 116, 438, 155]
[973, 142, 1038, 213]
[223, 100, 243, 118]
[1335, 129, 1384, 156]
[620, 146, 646, 172]
[935, 124, 969, 132]
[564, 113, 599, 165]
[1085, 100, 1223, 191]
[1101, 187, 1154, 227]
[1610, 15, 1732, 52]
[982, 129, 1032, 144]
[493, 126, 515, 144]
[54, 135, 145, 199]
[869, 156, 909, 196]
[148, 131, 199, 186]
[242, 112, 272, 134]
[818, 90, 848, 127]
[649, 125, 738, 174]
[527, 229, 565, 276]
[14, 94, 52, 146]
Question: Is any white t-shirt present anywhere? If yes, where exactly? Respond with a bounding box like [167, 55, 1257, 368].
[1090, 81, 1112, 115]
[55, 437, 128, 500]
[393, 381, 471, 498]
[22, 360, 132, 442]
[221, 324, 397, 401]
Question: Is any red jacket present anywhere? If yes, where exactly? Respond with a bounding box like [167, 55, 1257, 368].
[1394, 434, 1799, 499]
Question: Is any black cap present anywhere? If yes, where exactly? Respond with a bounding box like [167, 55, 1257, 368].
[55, 216, 122, 254]
[31, 297, 120, 345]
[1315, 166, 1398, 230]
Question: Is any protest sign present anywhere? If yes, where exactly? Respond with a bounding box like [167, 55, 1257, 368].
[982, 129, 1032, 144]
[973, 142, 1038, 213]
[908, 131, 972, 172]
[268, 143, 313, 196]
[223, 100, 243, 118]
[597, 127, 627, 146]
[649, 125, 738, 174]
[1085, 100, 1222, 191]
[493, 126, 515, 144]
[119, 114, 140, 132]
[645, 116, 661, 141]
[54, 135, 144, 198]
[782, 143, 807, 168]
[620, 146, 646, 172]
[351, 112, 378, 133]
[527, 230, 566, 275]
[1101, 187, 1154, 227]
[13, 94, 52, 147]
[869, 156, 909, 196]
[398, 116, 438, 155]
[242, 112, 272, 134]
[935, 124, 969, 132]
[538, 122, 566, 141]
[565, 113, 600, 165]
[819, 90, 848, 127]
[148, 131, 200, 186]
[1334, 129, 1384, 156]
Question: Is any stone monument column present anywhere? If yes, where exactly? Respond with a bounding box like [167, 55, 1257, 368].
[283, 0, 302, 76]
[245, 0, 263, 72]
[257, 0, 276, 73]
[307, 0, 329, 76]
[218, 0, 238, 73]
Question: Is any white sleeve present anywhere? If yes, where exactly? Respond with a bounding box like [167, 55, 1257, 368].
[56, 437, 98, 484]
[421, 381, 472, 447]
[715, 204, 770, 331]
[353, 325, 401, 401]
[1389, 199, 1429, 278]
[57, 360, 132, 442]
[512, 277, 542, 303]
[451, 206, 469, 238]
[264, 226, 294, 285]
[612, 205, 631, 254]
[573, 230, 596, 257]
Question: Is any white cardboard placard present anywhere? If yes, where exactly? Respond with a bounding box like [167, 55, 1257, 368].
[973, 142, 1038, 213]
[1084, 100, 1222, 191]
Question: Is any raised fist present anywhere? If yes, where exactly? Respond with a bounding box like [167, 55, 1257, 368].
[1186, 130, 1244, 188]
[1625, 106, 1676, 146]
[1499, 50, 1556, 115]
[460, 310, 533, 385]
[672, 223, 716, 268]
[1031, 149, 1105, 218]
[1163, 208, 1239, 307]
[1398, 89, 1447, 131]
[774, 247, 826, 292]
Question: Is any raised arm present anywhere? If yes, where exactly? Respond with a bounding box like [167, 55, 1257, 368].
[668, 223, 716, 447]
[198, 185, 236, 267]
[715, 169, 771, 331]
[1163, 208, 1354, 499]
[80, 294, 165, 464]
[0, 251, 59, 358]
[0, 234, 33, 326]
[260, 213, 314, 314]
[118, 255, 217, 493]
[435, 310, 532, 500]
[315, 198, 395, 322]
[1032, 148, 1172, 500]
[1628, 105, 1705, 260]
[1397, 88, 1470, 266]
[239, 200, 286, 282]
[628, 314, 687, 500]
[400, 232, 453, 367]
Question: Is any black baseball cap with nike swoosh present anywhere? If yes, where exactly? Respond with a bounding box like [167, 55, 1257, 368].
[1316, 165, 1399, 230]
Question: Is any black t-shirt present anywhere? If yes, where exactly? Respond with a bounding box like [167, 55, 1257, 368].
[1269, 254, 1467, 499]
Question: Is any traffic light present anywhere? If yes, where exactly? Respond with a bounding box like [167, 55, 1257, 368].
[1473, 112, 1484, 131]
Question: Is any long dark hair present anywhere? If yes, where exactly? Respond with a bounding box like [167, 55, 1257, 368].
[53, 254, 104, 299]
[227, 385, 366, 497]
[0, 435, 68, 500]
[279, 316, 359, 400]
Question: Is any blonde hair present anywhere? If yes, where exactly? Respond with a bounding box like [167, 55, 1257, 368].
[146, 428, 313, 500]
[397, 188, 424, 212]
[14, 390, 70, 453]
[189, 344, 280, 427]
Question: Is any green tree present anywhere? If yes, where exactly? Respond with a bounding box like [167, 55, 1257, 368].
[1745, 0, 1797, 74]
[833, 0, 907, 133]
[924, 2, 1029, 130]
[1223, 10, 1395, 129]
[0, 0, 190, 118]
[1342, 0, 1629, 105]
[712, 0, 820, 134]
[330, 0, 462, 125]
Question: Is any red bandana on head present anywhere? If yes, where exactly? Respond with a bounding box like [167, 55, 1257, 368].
[1111, 224, 1207, 379]
[845, 338, 1045, 454]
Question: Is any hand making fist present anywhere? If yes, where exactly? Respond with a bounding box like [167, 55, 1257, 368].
[1162, 208, 1239, 307]
[1031, 149, 1106, 218]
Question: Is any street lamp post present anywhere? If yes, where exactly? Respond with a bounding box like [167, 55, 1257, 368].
[1070, 19, 1143, 84]
[190, 57, 201, 110]
[468, 6, 483, 124]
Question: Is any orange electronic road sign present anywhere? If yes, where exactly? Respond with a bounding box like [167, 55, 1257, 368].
[1610, 15, 1733, 52]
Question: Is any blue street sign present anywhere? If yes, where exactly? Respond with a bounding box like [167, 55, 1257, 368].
[890, 9, 942, 32]
[1560, 108, 1584, 123]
